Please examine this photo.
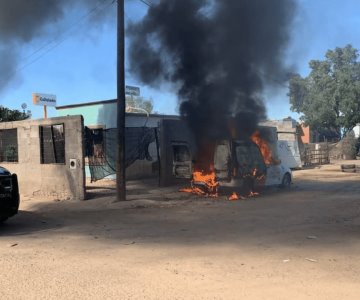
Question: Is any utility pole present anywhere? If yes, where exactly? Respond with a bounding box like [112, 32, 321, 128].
[116, 0, 126, 201]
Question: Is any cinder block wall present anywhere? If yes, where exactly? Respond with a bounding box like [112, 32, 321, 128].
[0, 116, 85, 200]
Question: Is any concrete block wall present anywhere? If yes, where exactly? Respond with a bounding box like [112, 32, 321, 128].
[0, 116, 85, 200]
[260, 119, 298, 141]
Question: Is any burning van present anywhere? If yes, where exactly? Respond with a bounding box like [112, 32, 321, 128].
[211, 137, 292, 192]
[185, 138, 292, 198]
[170, 124, 292, 197]
[159, 119, 291, 196]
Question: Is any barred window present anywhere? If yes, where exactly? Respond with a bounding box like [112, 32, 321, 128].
[0, 129, 18, 162]
[40, 124, 65, 164]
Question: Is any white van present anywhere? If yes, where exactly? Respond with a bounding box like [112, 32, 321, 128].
[212, 139, 292, 190]
[172, 137, 292, 192]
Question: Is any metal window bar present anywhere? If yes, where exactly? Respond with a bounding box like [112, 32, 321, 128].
[0, 129, 18, 162]
[40, 124, 65, 164]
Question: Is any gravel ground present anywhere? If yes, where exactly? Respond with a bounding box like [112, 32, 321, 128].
[1, 162, 360, 299]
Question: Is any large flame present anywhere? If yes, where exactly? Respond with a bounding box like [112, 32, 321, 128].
[180, 133, 272, 199]
[179, 165, 258, 199]
[179, 166, 219, 197]
[251, 130, 274, 165]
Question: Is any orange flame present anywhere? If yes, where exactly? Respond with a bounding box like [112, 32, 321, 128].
[179, 138, 266, 199]
[248, 191, 259, 197]
[251, 130, 274, 165]
[179, 164, 219, 197]
[228, 192, 238, 201]
[228, 192, 246, 201]
[192, 167, 219, 197]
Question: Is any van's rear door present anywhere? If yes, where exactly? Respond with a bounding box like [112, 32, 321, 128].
[214, 140, 232, 181]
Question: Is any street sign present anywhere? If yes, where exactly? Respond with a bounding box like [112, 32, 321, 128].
[125, 85, 140, 96]
[32, 93, 57, 107]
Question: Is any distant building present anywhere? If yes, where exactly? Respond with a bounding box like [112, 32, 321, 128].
[56, 99, 171, 129]
[260, 117, 302, 168]
[299, 124, 311, 144]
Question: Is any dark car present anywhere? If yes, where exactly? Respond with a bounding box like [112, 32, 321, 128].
[0, 167, 19, 223]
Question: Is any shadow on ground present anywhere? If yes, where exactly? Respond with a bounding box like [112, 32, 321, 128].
[2, 168, 360, 252]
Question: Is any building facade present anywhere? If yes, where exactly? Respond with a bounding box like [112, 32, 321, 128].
[56, 99, 180, 180]
[0, 116, 85, 200]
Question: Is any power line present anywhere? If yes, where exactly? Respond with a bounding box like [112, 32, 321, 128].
[139, 0, 152, 7]
[14, 0, 115, 75]
[22, 0, 113, 62]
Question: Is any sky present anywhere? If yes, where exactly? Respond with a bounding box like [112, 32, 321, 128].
[1, 0, 360, 121]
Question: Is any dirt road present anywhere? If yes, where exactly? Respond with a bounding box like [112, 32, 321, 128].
[1, 162, 360, 299]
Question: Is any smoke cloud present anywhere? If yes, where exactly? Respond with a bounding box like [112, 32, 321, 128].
[0, 0, 114, 93]
[128, 0, 296, 142]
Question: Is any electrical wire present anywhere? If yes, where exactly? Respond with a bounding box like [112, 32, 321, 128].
[14, 0, 115, 75]
[139, 0, 152, 7]
[22, 0, 113, 62]
[13, 0, 288, 92]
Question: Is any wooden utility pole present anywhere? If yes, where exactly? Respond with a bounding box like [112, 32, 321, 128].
[116, 0, 126, 201]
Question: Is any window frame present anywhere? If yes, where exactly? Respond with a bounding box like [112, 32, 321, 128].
[0, 128, 19, 163]
[39, 123, 66, 164]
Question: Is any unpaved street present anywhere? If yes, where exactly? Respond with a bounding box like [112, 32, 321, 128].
[1, 162, 360, 299]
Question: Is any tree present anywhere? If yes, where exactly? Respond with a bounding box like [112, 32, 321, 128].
[0, 106, 29, 122]
[289, 44, 360, 138]
[125, 96, 154, 114]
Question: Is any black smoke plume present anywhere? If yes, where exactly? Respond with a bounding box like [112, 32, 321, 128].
[128, 0, 296, 142]
[0, 0, 114, 93]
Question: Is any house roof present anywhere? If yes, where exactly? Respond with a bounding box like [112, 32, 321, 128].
[56, 99, 117, 109]
[55, 99, 180, 119]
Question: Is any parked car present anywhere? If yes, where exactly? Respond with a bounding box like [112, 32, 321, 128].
[0, 167, 19, 223]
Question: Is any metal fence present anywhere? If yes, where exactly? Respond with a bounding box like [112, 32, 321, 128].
[303, 144, 330, 166]
[85, 127, 158, 182]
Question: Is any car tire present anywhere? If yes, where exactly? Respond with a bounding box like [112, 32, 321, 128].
[280, 173, 291, 188]
[341, 164, 356, 169]
[342, 168, 356, 173]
